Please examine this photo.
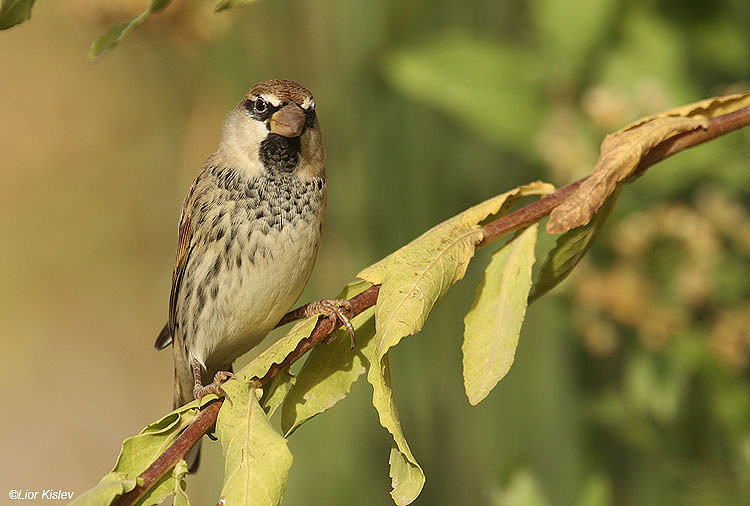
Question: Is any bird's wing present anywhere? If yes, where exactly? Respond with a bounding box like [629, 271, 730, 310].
[169, 180, 200, 337]
[155, 173, 206, 351]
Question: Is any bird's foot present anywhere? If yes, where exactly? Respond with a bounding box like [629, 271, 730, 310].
[304, 298, 356, 348]
[192, 360, 234, 406]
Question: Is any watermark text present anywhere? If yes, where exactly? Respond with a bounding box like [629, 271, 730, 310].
[9, 489, 75, 501]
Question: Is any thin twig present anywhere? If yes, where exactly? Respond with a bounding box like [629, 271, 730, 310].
[112, 106, 749, 506]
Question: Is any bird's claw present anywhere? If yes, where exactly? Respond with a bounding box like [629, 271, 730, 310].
[304, 298, 356, 348]
[193, 370, 234, 406]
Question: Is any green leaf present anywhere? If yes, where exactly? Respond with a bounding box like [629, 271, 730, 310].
[214, 0, 256, 12]
[383, 30, 545, 151]
[260, 370, 295, 417]
[172, 461, 190, 506]
[366, 353, 425, 505]
[529, 189, 620, 302]
[235, 316, 319, 383]
[281, 279, 376, 436]
[359, 182, 553, 361]
[216, 381, 293, 506]
[0, 0, 35, 29]
[88, 0, 173, 61]
[69, 472, 138, 506]
[463, 224, 538, 405]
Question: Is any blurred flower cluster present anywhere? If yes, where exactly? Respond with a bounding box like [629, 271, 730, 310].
[558, 183, 749, 504]
[571, 186, 749, 374]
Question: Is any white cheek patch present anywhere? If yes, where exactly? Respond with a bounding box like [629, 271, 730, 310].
[217, 109, 269, 177]
[231, 114, 268, 149]
[250, 116, 270, 135]
[301, 97, 315, 110]
[244, 119, 270, 160]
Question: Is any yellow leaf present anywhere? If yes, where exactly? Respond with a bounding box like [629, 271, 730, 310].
[259, 370, 295, 418]
[172, 460, 190, 506]
[389, 447, 425, 506]
[68, 473, 138, 506]
[463, 224, 538, 405]
[359, 181, 553, 359]
[235, 316, 318, 383]
[216, 381, 292, 506]
[366, 353, 425, 505]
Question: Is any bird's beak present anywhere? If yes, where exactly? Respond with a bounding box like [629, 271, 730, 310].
[270, 103, 306, 138]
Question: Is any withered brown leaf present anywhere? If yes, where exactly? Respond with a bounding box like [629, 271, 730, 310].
[547, 93, 750, 234]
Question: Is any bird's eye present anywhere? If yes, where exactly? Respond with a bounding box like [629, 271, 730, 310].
[253, 97, 267, 113]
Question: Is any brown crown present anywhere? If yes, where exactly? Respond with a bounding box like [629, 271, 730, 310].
[247, 79, 312, 105]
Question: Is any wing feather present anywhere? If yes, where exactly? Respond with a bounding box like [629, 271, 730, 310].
[169, 182, 200, 335]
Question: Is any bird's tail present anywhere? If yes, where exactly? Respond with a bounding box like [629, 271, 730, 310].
[156, 323, 202, 472]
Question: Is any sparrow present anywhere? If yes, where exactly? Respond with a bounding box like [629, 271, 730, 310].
[154, 79, 352, 470]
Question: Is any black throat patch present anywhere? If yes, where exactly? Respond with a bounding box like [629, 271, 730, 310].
[259, 134, 301, 173]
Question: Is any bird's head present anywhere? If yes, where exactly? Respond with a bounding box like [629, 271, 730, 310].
[219, 79, 324, 179]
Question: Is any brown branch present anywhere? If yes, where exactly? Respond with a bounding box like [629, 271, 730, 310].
[112, 106, 749, 506]
[633, 106, 750, 178]
[111, 402, 222, 506]
[259, 285, 381, 384]
[478, 178, 586, 247]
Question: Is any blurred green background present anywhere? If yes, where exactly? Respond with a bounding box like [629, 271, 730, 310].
[1, 1, 748, 505]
